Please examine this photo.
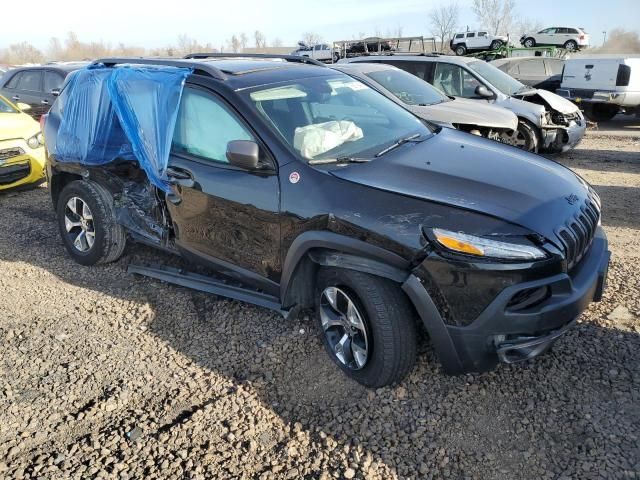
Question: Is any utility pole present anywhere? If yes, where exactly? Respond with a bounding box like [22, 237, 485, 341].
[602, 31, 607, 47]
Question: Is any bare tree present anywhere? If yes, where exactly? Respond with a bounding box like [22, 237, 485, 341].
[228, 35, 241, 53]
[301, 32, 322, 45]
[429, 3, 460, 51]
[1, 42, 44, 64]
[471, 0, 516, 36]
[515, 18, 543, 39]
[254, 30, 267, 49]
[271, 37, 284, 48]
[239, 33, 248, 51]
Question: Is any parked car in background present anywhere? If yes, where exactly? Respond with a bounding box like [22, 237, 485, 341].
[492, 56, 565, 92]
[450, 31, 509, 56]
[342, 55, 585, 153]
[0, 62, 87, 119]
[331, 63, 518, 143]
[44, 55, 609, 387]
[520, 27, 589, 51]
[291, 42, 339, 63]
[557, 55, 640, 121]
[345, 37, 393, 55]
[0, 95, 46, 190]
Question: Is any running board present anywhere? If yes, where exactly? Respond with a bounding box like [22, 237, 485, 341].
[128, 264, 288, 317]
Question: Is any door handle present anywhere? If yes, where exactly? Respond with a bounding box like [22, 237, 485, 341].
[41, 99, 49, 105]
[165, 166, 194, 188]
[12, 96, 19, 101]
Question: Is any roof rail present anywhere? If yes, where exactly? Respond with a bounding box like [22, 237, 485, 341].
[184, 52, 327, 67]
[92, 57, 228, 80]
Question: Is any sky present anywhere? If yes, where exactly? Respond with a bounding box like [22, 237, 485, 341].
[2, 0, 639, 51]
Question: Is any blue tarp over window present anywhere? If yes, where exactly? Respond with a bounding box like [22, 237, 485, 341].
[53, 64, 192, 192]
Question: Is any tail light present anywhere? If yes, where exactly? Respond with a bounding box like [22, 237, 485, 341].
[616, 65, 631, 86]
[579, 35, 585, 40]
[39, 113, 47, 131]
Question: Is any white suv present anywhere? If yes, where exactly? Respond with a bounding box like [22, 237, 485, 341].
[450, 31, 508, 56]
[520, 27, 589, 51]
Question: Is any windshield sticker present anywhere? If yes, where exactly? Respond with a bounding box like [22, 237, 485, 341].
[329, 80, 370, 92]
[289, 171, 301, 184]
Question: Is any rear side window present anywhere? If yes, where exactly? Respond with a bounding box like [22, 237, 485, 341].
[455, 34, 464, 39]
[44, 71, 64, 92]
[172, 88, 254, 164]
[568, 28, 579, 34]
[466, 33, 476, 38]
[386, 61, 435, 82]
[616, 64, 631, 87]
[7, 70, 42, 92]
[478, 32, 487, 37]
[518, 60, 546, 76]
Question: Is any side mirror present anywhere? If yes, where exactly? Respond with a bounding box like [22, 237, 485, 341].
[475, 85, 494, 98]
[17, 102, 31, 111]
[51, 88, 61, 97]
[226, 140, 259, 170]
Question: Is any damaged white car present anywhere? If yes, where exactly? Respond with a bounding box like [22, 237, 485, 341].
[342, 55, 586, 153]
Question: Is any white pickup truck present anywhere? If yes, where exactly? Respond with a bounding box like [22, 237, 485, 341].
[556, 55, 640, 121]
[291, 42, 339, 63]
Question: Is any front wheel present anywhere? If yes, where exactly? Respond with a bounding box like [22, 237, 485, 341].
[499, 119, 540, 152]
[564, 40, 578, 51]
[455, 45, 467, 56]
[315, 268, 418, 388]
[490, 40, 503, 50]
[57, 180, 126, 266]
[523, 37, 536, 48]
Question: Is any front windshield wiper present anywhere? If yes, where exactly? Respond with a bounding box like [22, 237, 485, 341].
[308, 156, 372, 165]
[374, 133, 423, 158]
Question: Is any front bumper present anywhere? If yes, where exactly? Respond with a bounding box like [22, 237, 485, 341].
[0, 140, 45, 191]
[403, 227, 610, 374]
[542, 118, 586, 153]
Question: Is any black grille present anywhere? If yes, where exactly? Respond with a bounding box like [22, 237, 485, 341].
[556, 196, 601, 269]
[0, 162, 31, 186]
[0, 147, 25, 162]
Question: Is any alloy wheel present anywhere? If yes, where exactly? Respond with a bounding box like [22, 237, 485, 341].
[500, 128, 529, 150]
[319, 286, 369, 370]
[64, 196, 96, 252]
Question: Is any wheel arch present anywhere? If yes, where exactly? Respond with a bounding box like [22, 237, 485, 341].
[280, 231, 411, 309]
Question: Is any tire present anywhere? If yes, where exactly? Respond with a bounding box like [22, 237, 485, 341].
[333, 52, 340, 63]
[56, 180, 126, 266]
[490, 40, 503, 50]
[500, 119, 540, 152]
[564, 40, 578, 51]
[455, 45, 467, 56]
[583, 104, 618, 122]
[523, 37, 536, 48]
[315, 267, 418, 388]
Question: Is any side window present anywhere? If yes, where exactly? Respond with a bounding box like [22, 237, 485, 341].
[388, 61, 434, 82]
[433, 63, 481, 97]
[455, 34, 464, 39]
[508, 64, 520, 75]
[518, 60, 546, 76]
[314, 45, 322, 51]
[568, 28, 579, 34]
[172, 88, 254, 164]
[545, 59, 564, 75]
[6, 70, 42, 91]
[556, 28, 568, 34]
[466, 33, 476, 38]
[44, 71, 64, 92]
[478, 32, 487, 37]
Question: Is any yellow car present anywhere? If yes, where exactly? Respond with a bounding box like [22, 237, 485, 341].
[0, 95, 46, 191]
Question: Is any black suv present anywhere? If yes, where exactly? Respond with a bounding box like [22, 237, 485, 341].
[43, 55, 610, 387]
[0, 63, 87, 118]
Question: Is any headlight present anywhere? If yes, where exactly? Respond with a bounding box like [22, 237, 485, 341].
[27, 133, 43, 149]
[432, 228, 547, 260]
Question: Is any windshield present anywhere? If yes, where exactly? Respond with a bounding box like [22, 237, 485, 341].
[366, 69, 448, 106]
[0, 96, 17, 113]
[467, 61, 529, 96]
[243, 74, 432, 162]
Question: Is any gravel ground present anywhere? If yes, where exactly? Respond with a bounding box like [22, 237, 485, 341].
[0, 135, 638, 479]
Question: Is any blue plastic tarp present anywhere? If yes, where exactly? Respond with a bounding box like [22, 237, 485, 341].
[53, 64, 192, 192]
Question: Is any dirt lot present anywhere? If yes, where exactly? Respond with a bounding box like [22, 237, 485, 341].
[1, 134, 639, 479]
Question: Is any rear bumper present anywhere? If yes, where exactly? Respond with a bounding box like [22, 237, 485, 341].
[556, 89, 640, 107]
[403, 227, 610, 374]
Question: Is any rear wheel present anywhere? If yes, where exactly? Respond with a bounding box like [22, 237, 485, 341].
[315, 268, 417, 388]
[564, 40, 578, 51]
[455, 45, 467, 56]
[57, 180, 126, 266]
[583, 104, 618, 122]
[523, 37, 536, 48]
[490, 40, 503, 50]
[499, 119, 540, 152]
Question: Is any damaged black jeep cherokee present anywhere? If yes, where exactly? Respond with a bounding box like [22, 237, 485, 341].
[44, 55, 610, 388]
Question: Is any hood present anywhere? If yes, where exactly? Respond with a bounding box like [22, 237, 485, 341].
[0, 111, 39, 140]
[328, 128, 591, 248]
[516, 88, 580, 115]
[409, 98, 518, 131]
